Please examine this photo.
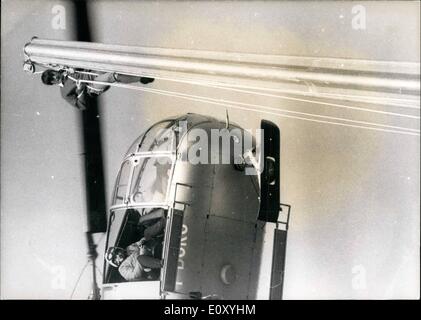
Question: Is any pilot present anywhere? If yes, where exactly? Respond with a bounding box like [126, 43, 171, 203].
[106, 242, 162, 282]
[41, 69, 154, 110]
[106, 212, 166, 281]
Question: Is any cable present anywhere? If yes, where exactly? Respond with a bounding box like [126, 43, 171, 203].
[70, 260, 90, 300]
[206, 85, 420, 118]
[76, 77, 420, 135]
[137, 86, 421, 132]
[69, 237, 104, 300]
[113, 71, 421, 109]
[73, 78, 420, 136]
[71, 74, 421, 124]
[70, 68, 420, 109]
[75, 70, 101, 76]
[138, 87, 420, 136]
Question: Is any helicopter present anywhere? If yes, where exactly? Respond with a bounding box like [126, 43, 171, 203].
[20, 0, 420, 301]
[22, 56, 291, 298]
[100, 112, 290, 299]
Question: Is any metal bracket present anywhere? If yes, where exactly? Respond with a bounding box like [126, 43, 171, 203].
[23, 61, 35, 74]
[276, 203, 291, 231]
[173, 182, 193, 210]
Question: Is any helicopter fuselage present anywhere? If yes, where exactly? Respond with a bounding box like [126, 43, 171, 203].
[102, 113, 275, 299]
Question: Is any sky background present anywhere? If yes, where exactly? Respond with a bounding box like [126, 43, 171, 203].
[1, 0, 419, 299]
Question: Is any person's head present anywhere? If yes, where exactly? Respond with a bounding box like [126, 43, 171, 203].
[105, 247, 127, 268]
[41, 69, 63, 85]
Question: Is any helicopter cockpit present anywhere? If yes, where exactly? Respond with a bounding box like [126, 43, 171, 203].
[104, 120, 179, 287]
[111, 119, 178, 210]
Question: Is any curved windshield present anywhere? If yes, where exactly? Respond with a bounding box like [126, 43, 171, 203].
[112, 119, 180, 209]
[112, 155, 174, 208]
[113, 160, 131, 206]
[130, 156, 172, 204]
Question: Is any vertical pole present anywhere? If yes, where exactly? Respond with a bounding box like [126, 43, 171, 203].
[73, 0, 106, 299]
[86, 232, 100, 300]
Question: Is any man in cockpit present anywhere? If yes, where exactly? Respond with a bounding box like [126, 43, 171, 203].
[106, 209, 166, 281]
[41, 69, 154, 110]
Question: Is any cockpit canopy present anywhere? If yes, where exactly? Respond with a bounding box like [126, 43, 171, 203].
[124, 119, 178, 156]
[112, 119, 179, 210]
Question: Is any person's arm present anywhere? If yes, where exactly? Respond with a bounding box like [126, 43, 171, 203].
[60, 77, 87, 110]
[118, 253, 143, 281]
[114, 73, 154, 84]
[134, 237, 147, 247]
[144, 217, 166, 241]
[137, 255, 163, 269]
[86, 73, 115, 95]
[126, 242, 143, 256]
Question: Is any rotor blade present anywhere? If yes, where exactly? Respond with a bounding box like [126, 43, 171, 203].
[23, 38, 420, 96]
[73, 0, 107, 234]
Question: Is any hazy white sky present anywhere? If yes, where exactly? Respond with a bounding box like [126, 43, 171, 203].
[1, 0, 419, 299]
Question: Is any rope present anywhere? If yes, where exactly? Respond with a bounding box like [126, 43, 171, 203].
[70, 260, 90, 299]
[37, 62, 421, 109]
[94, 71, 420, 109]
[72, 78, 420, 136]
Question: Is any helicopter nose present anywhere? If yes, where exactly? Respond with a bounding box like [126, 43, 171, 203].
[220, 264, 236, 285]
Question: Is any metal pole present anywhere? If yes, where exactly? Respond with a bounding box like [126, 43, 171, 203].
[72, 0, 105, 300]
[24, 38, 420, 95]
[86, 232, 100, 300]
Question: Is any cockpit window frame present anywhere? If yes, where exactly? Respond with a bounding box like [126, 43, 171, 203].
[111, 118, 180, 212]
[103, 207, 164, 285]
[124, 119, 178, 158]
[110, 152, 177, 212]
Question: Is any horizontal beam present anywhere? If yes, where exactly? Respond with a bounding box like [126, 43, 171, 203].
[24, 38, 420, 95]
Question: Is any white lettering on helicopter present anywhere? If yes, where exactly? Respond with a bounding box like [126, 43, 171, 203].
[176, 224, 188, 287]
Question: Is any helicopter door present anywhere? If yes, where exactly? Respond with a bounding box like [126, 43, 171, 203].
[269, 203, 290, 300]
[161, 208, 184, 292]
[258, 120, 280, 223]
